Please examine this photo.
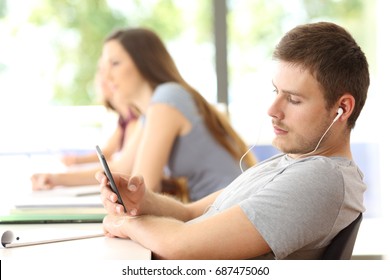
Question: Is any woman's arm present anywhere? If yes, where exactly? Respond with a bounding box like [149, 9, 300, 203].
[131, 103, 190, 192]
[61, 124, 123, 166]
[98, 125, 123, 159]
[31, 170, 100, 190]
[104, 119, 142, 175]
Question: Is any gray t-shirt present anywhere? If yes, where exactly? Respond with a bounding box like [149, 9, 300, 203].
[147, 82, 243, 201]
[190, 154, 366, 259]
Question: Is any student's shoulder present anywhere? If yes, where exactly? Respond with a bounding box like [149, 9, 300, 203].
[154, 82, 188, 98]
[297, 156, 351, 170]
[152, 82, 193, 107]
[292, 156, 346, 184]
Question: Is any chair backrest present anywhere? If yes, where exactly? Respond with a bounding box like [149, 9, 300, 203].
[322, 213, 363, 260]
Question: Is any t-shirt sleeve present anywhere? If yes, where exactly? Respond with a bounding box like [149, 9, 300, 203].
[239, 158, 345, 259]
[151, 82, 199, 123]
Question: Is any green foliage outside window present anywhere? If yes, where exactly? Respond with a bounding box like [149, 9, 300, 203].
[1, 0, 371, 106]
[26, 0, 205, 105]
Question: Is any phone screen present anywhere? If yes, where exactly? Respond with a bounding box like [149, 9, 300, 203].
[96, 145, 127, 212]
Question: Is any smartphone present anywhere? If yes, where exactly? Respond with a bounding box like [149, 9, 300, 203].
[95, 145, 127, 212]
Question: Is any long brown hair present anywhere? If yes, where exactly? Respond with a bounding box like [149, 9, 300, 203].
[105, 27, 257, 167]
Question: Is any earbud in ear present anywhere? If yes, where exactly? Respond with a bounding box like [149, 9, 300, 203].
[333, 107, 343, 123]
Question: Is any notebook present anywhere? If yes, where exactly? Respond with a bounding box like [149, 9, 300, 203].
[0, 212, 106, 224]
[0, 186, 106, 224]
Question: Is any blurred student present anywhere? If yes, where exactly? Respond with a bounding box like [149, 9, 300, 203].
[33, 27, 257, 202]
[31, 60, 139, 190]
[98, 22, 369, 259]
[61, 60, 139, 167]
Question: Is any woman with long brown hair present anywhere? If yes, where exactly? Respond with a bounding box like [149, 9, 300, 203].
[33, 27, 256, 202]
[100, 27, 256, 201]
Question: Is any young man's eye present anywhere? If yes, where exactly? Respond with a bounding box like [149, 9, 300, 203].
[287, 95, 301, 105]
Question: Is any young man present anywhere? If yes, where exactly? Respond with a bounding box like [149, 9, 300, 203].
[97, 22, 369, 260]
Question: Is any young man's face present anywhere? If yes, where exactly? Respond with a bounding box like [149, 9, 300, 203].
[268, 61, 336, 157]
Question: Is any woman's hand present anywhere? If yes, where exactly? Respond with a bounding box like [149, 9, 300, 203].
[96, 172, 147, 216]
[31, 173, 55, 190]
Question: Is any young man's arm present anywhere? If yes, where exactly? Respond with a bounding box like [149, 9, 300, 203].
[97, 172, 271, 259]
[103, 205, 271, 259]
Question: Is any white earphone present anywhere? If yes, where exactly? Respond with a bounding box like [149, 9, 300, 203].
[333, 107, 344, 123]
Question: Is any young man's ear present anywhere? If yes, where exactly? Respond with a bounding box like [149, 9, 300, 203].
[337, 94, 355, 121]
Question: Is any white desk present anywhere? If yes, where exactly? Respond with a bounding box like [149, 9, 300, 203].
[0, 155, 151, 260]
[0, 223, 151, 260]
